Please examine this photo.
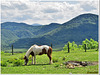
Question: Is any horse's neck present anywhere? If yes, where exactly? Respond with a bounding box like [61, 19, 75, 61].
[26, 46, 33, 57]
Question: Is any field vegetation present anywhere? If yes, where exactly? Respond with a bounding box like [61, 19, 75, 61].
[1, 38, 99, 74]
[1, 48, 98, 74]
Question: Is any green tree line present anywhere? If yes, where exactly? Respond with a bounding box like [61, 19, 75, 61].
[63, 38, 98, 51]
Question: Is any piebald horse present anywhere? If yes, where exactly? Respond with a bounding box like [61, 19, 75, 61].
[24, 44, 52, 65]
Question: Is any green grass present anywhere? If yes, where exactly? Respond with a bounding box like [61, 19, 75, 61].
[3, 49, 27, 53]
[3, 48, 61, 53]
[1, 49, 99, 74]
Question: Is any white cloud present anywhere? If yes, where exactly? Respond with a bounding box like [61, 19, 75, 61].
[1, 0, 99, 25]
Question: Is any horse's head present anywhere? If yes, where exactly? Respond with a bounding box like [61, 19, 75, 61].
[24, 56, 29, 65]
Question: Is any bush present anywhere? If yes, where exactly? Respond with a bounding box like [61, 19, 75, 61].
[82, 38, 98, 49]
[62, 57, 66, 60]
[1, 61, 7, 67]
[7, 59, 15, 63]
[1, 51, 4, 54]
[63, 38, 98, 51]
[52, 58, 58, 63]
[7, 57, 18, 63]
[13, 59, 24, 66]
[63, 41, 78, 51]
[19, 56, 24, 60]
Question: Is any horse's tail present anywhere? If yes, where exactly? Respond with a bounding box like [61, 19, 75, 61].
[49, 47, 52, 55]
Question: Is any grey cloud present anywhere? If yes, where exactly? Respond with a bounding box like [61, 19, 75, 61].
[15, 14, 33, 21]
[1, 3, 15, 10]
[1, 1, 99, 25]
[11, 2, 28, 10]
[52, 14, 64, 20]
[42, 8, 60, 13]
[1, 2, 28, 10]
[67, 1, 79, 4]
[82, 5, 96, 11]
[32, 17, 41, 20]
[81, 3, 97, 11]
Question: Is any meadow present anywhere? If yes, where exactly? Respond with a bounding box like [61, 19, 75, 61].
[1, 49, 98, 74]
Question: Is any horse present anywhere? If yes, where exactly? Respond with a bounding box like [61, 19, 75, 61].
[24, 44, 53, 65]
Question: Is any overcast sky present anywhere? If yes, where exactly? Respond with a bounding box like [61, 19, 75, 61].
[1, 0, 99, 25]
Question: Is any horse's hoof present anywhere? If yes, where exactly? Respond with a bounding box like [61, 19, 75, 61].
[49, 61, 53, 64]
[31, 63, 33, 65]
[49, 62, 53, 64]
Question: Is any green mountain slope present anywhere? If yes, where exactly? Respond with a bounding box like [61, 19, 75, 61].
[1, 13, 98, 50]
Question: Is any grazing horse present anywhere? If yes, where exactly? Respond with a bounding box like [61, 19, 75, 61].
[24, 44, 52, 65]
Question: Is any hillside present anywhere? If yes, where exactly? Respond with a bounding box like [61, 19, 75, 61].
[1, 13, 98, 50]
[31, 23, 42, 26]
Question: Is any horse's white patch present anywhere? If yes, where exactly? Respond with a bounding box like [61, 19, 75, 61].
[33, 45, 49, 55]
[25, 44, 49, 57]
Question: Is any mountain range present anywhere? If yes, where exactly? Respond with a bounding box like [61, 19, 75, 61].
[1, 13, 98, 50]
[31, 23, 42, 26]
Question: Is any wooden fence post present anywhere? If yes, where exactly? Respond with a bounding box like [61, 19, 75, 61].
[12, 45, 13, 55]
[85, 44, 86, 52]
[68, 43, 70, 53]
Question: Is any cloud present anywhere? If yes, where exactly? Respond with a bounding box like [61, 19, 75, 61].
[42, 8, 60, 13]
[80, 1, 98, 11]
[1, 0, 99, 25]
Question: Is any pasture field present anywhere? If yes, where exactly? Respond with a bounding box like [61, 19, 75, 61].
[1, 49, 99, 74]
[3, 48, 61, 53]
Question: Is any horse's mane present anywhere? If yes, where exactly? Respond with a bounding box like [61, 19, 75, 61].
[25, 44, 37, 57]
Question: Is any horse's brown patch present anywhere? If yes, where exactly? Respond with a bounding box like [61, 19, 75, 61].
[30, 51, 34, 56]
[42, 48, 47, 54]
[39, 48, 47, 55]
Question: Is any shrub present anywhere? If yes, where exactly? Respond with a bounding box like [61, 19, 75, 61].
[13, 57, 18, 60]
[52, 58, 58, 63]
[7, 58, 15, 63]
[82, 38, 98, 49]
[19, 56, 24, 60]
[1, 51, 4, 54]
[63, 41, 78, 51]
[13, 59, 24, 66]
[1, 61, 7, 67]
[7, 57, 18, 63]
[62, 57, 66, 60]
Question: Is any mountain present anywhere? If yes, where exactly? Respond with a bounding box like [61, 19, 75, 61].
[1, 22, 61, 49]
[1, 13, 98, 50]
[31, 23, 42, 26]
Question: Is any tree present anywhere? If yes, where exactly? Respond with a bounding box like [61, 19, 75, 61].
[82, 38, 98, 49]
[63, 41, 78, 51]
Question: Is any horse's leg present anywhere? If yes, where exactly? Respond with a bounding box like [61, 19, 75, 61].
[47, 47, 53, 64]
[34, 55, 36, 64]
[47, 54, 52, 64]
[31, 56, 33, 64]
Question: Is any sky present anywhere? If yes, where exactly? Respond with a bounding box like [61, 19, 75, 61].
[1, 0, 99, 25]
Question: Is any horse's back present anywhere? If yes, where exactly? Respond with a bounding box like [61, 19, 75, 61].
[33, 45, 50, 55]
[41, 45, 49, 49]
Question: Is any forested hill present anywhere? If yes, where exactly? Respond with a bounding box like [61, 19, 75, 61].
[1, 13, 98, 50]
